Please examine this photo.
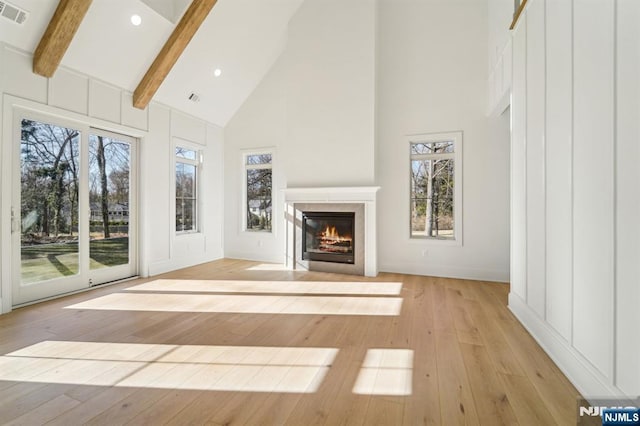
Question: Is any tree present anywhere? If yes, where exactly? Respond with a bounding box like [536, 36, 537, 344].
[95, 136, 110, 238]
[20, 120, 79, 239]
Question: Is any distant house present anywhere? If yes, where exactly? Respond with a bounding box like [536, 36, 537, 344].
[90, 202, 129, 223]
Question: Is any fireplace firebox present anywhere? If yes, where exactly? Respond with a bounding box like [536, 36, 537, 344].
[302, 212, 355, 264]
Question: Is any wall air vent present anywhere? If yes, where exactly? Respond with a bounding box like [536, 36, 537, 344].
[0, 1, 29, 25]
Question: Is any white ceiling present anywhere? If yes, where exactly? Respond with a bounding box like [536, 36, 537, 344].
[0, 0, 303, 127]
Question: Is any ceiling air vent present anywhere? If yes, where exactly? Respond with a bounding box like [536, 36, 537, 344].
[0, 1, 29, 25]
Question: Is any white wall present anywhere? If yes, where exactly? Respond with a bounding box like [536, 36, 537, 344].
[376, 0, 510, 282]
[0, 44, 224, 312]
[509, 0, 640, 399]
[487, 0, 514, 115]
[224, 0, 376, 263]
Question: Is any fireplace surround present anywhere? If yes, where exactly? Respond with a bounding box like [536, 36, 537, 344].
[283, 187, 379, 277]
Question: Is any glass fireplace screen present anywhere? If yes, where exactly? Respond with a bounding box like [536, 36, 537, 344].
[302, 211, 355, 264]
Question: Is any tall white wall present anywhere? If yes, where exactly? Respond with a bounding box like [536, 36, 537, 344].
[224, 0, 376, 263]
[376, 0, 510, 282]
[0, 44, 224, 312]
[509, 0, 640, 399]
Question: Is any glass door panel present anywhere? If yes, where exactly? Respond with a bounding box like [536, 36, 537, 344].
[19, 119, 81, 285]
[88, 134, 131, 271]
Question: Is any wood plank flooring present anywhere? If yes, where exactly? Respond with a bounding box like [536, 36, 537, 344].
[0, 259, 581, 425]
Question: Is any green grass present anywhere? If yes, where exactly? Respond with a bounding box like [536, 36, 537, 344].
[21, 237, 129, 285]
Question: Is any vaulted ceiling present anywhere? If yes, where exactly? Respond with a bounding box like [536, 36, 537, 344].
[0, 0, 304, 126]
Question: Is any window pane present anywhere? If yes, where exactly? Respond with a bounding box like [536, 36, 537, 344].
[410, 158, 454, 239]
[246, 154, 272, 165]
[88, 135, 131, 270]
[20, 119, 81, 284]
[176, 147, 197, 160]
[246, 168, 272, 231]
[176, 198, 196, 232]
[411, 141, 454, 155]
[176, 162, 196, 198]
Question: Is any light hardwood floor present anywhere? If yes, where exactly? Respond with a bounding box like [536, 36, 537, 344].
[0, 259, 581, 425]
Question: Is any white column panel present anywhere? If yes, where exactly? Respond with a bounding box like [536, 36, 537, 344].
[49, 68, 89, 115]
[510, 15, 527, 300]
[89, 80, 121, 124]
[121, 93, 148, 131]
[525, 0, 546, 317]
[1, 47, 47, 104]
[171, 111, 206, 146]
[615, 0, 640, 396]
[573, 0, 614, 379]
[544, 0, 572, 341]
[144, 104, 172, 266]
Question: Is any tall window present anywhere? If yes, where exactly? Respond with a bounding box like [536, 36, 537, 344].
[175, 146, 199, 233]
[244, 151, 272, 232]
[410, 131, 462, 242]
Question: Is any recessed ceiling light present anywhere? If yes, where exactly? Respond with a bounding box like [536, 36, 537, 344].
[213, 68, 222, 77]
[130, 14, 142, 26]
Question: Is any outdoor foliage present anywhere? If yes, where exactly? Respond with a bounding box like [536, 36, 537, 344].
[20, 120, 130, 245]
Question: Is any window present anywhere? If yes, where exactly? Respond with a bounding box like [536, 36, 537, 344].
[175, 146, 199, 233]
[243, 151, 273, 232]
[409, 131, 462, 242]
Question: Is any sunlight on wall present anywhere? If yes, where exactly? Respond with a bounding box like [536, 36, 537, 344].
[0, 341, 338, 393]
[65, 293, 403, 316]
[126, 279, 403, 295]
[352, 349, 413, 396]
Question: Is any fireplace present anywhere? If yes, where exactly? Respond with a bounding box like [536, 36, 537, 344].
[302, 211, 355, 264]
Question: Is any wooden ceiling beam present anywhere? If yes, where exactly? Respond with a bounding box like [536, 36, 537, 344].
[133, 0, 218, 110]
[33, 0, 93, 78]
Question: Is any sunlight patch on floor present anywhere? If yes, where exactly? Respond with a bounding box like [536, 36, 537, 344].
[126, 279, 403, 296]
[352, 349, 413, 396]
[0, 341, 338, 393]
[65, 293, 403, 316]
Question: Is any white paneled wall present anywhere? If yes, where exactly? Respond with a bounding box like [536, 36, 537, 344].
[572, 0, 615, 381]
[509, 0, 640, 399]
[615, 0, 640, 398]
[524, 0, 546, 317]
[544, 0, 572, 342]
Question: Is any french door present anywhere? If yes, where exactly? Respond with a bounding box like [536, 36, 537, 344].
[12, 112, 137, 306]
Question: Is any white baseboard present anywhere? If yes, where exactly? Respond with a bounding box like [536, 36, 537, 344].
[148, 252, 223, 276]
[379, 261, 509, 283]
[508, 293, 629, 402]
[223, 250, 283, 265]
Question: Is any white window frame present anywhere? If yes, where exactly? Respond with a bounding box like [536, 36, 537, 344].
[408, 131, 463, 246]
[241, 148, 274, 234]
[174, 139, 202, 235]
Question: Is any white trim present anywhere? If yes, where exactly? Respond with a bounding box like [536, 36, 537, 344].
[173, 138, 202, 235]
[241, 147, 275, 235]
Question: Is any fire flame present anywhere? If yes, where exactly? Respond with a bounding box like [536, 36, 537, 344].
[321, 226, 350, 242]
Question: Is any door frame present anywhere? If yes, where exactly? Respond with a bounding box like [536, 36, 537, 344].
[1, 95, 146, 312]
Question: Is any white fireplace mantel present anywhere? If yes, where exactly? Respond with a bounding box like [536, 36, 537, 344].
[283, 186, 380, 277]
